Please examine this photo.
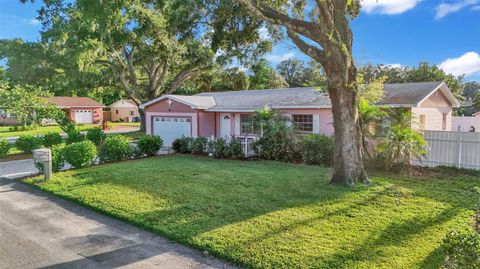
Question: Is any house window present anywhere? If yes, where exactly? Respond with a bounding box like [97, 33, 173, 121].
[116, 109, 119, 115]
[419, 114, 426, 130]
[442, 113, 447, 130]
[240, 114, 261, 135]
[130, 110, 134, 116]
[292, 114, 313, 132]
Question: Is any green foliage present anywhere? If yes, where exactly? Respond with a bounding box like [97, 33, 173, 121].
[41, 132, 63, 148]
[0, 84, 59, 126]
[277, 59, 327, 87]
[0, 139, 11, 157]
[65, 124, 86, 144]
[359, 63, 465, 100]
[35, 144, 65, 173]
[15, 135, 42, 153]
[191, 136, 208, 154]
[377, 126, 428, 171]
[253, 108, 299, 162]
[226, 138, 243, 159]
[249, 59, 288, 90]
[137, 135, 163, 156]
[208, 137, 228, 159]
[63, 140, 97, 168]
[298, 134, 333, 166]
[86, 127, 106, 146]
[9, 125, 37, 132]
[26, 155, 479, 269]
[172, 136, 193, 153]
[443, 228, 480, 269]
[99, 135, 133, 162]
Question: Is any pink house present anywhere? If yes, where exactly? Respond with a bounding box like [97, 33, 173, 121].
[45, 97, 105, 124]
[140, 81, 459, 146]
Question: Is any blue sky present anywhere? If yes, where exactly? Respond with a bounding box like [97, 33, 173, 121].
[1, 0, 479, 81]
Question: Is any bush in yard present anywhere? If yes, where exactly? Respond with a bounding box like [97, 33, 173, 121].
[226, 138, 243, 159]
[0, 139, 11, 157]
[253, 109, 299, 162]
[15, 135, 42, 153]
[377, 126, 428, 171]
[298, 134, 334, 166]
[41, 132, 63, 148]
[66, 130, 85, 144]
[137, 135, 163, 156]
[172, 136, 193, 153]
[86, 127, 106, 145]
[99, 135, 132, 162]
[442, 228, 480, 269]
[35, 144, 65, 173]
[191, 136, 208, 154]
[208, 137, 228, 158]
[63, 140, 96, 168]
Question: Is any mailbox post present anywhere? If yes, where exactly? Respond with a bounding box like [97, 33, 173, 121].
[33, 148, 52, 180]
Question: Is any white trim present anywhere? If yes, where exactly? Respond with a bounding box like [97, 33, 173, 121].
[145, 112, 198, 137]
[234, 113, 241, 136]
[416, 82, 460, 108]
[272, 105, 331, 109]
[313, 114, 320, 133]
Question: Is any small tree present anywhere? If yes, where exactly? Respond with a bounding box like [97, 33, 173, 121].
[0, 84, 60, 126]
[377, 110, 428, 171]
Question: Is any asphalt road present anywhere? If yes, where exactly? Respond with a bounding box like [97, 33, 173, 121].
[0, 176, 236, 269]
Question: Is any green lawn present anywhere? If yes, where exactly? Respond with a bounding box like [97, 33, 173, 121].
[109, 122, 140, 127]
[25, 155, 479, 269]
[0, 124, 96, 138]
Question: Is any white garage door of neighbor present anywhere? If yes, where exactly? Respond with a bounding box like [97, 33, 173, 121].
[75, 110, 93, 124]
[153, 117, 191, 146]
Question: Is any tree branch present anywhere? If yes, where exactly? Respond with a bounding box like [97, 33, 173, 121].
[286, 30, 326, 65]
[168, 66, 211, 94]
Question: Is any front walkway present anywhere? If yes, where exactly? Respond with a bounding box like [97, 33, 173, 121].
[0, 176, 236, 269]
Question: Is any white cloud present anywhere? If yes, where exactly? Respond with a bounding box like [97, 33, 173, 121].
[265, 51, 295, 64]
[361, 0, 420, 15]
[27, 18, 40, 25]
[438, 52, 480, 76]
[257, 26, 271, 40]
[386, 63, 402, 68]
[435, 0, 478, 19]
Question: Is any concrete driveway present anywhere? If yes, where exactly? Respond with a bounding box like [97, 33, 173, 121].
[0, 177, 236, 269]
[0, 159, 38, 179]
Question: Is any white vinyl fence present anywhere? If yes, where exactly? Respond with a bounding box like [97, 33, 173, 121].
[411, 130, 480, 170]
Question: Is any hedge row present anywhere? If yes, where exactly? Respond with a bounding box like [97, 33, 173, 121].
[172, 134, 334, 167]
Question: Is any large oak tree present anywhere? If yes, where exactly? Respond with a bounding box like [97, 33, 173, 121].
[237, 0, 368, 185]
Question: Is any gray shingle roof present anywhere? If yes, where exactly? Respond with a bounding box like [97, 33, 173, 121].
[196, 87, 331, 111]
[194, 81, 449, 111]
[377, 81, 444, 106]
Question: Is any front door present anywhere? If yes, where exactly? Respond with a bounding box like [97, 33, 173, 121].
[220, 113, 231, 139]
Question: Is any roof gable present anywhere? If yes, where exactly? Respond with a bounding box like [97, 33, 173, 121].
[109, 99, 138, 108]
[44, 97, 104, 108]
[140, 95, 216, 110]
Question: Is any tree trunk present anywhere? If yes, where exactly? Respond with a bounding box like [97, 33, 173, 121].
[139, 108, 146, 132]
[328, 81, 370, 186]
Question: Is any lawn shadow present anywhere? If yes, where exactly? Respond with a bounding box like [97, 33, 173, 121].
[315, 208, 460, 268]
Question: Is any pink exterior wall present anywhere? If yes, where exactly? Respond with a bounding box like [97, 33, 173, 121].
[278, 108, 334, 135]
[215, 108, 335, 137]
[198, 111, 216, 137]
[411, 88, 453, 131]
[411, 107, 452, 131]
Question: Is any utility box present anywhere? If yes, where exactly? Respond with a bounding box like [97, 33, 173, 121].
[33, 148, 52, 180]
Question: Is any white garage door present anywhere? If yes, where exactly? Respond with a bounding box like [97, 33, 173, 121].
[153, 117, 191, 146]
[75, 110, 93, 124]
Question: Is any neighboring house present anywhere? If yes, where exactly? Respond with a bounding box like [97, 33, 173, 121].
[451, 115, 478, 132]
[44, 97, 105, 124]
[473, 111, 480, 132]
[0, 108, 17, 126]
[140, 81, 459, 146]
[107, 99, 140, 122]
